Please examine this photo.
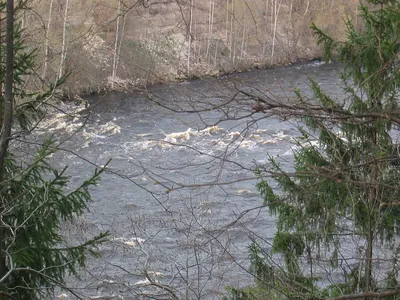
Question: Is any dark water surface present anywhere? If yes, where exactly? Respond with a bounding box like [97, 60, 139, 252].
[34, 61, 343, 299]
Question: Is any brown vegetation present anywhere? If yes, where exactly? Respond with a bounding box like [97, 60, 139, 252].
[24, 0, 360, 96]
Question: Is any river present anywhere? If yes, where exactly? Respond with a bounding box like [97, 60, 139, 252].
[30, 61, 343, 299]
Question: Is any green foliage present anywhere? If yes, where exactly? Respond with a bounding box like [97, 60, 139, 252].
[0, 2, 110, 298]
[1, 142, 109, 299]
[227, 0, 400, 299]
[0, 8, 66, 133]
[224, 242, 319, 300]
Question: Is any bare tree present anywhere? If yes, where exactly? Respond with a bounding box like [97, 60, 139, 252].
[111, 0, 121, 89]
[58, 0, 69, 79]
[271, 0, 282, 63]
[187, 0, 193, 75]
[42, 0, 54, 79]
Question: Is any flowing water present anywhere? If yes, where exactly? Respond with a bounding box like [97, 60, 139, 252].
[28, 61, 344, 299]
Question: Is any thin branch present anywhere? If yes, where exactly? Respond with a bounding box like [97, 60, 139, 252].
[330, 288, 400, 300]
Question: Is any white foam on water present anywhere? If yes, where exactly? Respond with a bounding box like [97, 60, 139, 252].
[239, 140, 257, 149]
[295, 60, 326, 69]
[136, 133, 153, 137]
[162, 128, 195, 143]
[120, 127, 296, 160]
[199, 125, 224, 135]
[97, 121, 121, 135]
[207, 139, 228, 149]
[236, 189, 253, 195]
[262, 139, 277, 145]
[112, 236, 145, 247]
[249, 134, 263, 141]
[82, 131, 107, 140]
[122, 140, 176, 152]
[254, 129, 268, 134]
[273, 130, 293, 141]
[127, 126, 226, 153]
[162, 126, 224, 143]
[102, 279, 118, 284]
[224, 131, 241, 139]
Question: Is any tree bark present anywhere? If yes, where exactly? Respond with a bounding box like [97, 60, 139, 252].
[0, 0, 14, 179]
[229, 0, 234, 60]
[0, 1, 14, 295]
[187, 0, 193, 75]
[271, 0, 282, 63]
[241, 14, 246, 58]
[115, 5, 126, 80]
[42, 0, 54, 79]
[0, 10, 3, 129]
[365, 124, 378, 295]
[205, 0, 212, 61]
[225, 0, 228, 41]
[262, 0, 269, 57]
[111, 0, 121, 89]
[58, 0, 69, 79]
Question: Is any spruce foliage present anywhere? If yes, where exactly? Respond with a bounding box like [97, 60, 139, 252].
[0, 1, 109, 298]
[1, 143, 109, 299]
[226, 0, 400, 299]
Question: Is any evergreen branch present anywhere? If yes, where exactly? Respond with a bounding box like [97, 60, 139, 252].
[6, 267, 85, 300]
[54, 232, 109, 253]
[311, 23, 337, 61]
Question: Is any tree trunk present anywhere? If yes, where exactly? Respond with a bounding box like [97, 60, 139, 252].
[241, 13, 246, 58]
[0, 10, 3, 129]
[225, 0, 228, 41]
[115, 10, 126, 79]
[365, 125, 378, 295]
[42, 0, 54, 79]
[0, 1, 14, 295]
[365, 224, 373, 293]
[187, 0, 193, 75]
[58, 0, 69, 79]
[0, 0, 14, 179]
[304, 0, 309, 15]
[262, 0, 269, 58]
[271, 0, 282, 63]
[229, 0, 234, 60]
[111, 0, 121, 89]
[205, 0, 213, 61]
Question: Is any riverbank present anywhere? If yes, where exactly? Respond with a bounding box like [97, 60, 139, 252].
[26, 0, 360, 99]
[64, 56, 324, 104]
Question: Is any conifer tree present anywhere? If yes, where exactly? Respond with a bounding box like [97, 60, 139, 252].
[0, 1, 109, 299]
[227, 0, 400, 299]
